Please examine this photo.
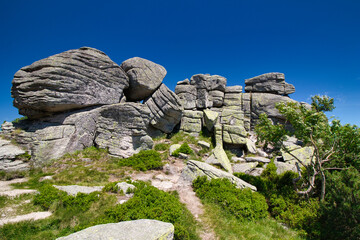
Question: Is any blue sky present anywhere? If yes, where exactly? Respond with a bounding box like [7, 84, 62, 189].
[1, 0, 359, 125]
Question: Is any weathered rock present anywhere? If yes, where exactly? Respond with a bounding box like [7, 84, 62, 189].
[223, 87, 242, 107]
[198, 141, 210, 149]
[175, 84, 197, 110]
[225, 86, 243, 93]
[245, 72, 295, 95]
[179, 153, 189, 159]
[121, 57, 166, 101]
[203, 109, 219, 131]
[251, 93, 296, 126]
[0, 139, 29, 172]
[53, 185, 103, 196]
[182, 160, 256, 191]
[281, 146, 315, 165]
[232, 162, 258, 173]
[116, 182, 136, 194]
[210, 90, 225, 107]
[245, 156, 271, 163]
[169, 144, 181, 156]
[206, 146, 233, 173]
[12, 47, 129, 119]
[56, 219, 174, 240]
[247, 168, 264, 177]
[246, 138, 257, 153]
[1, 121, 15, 135]
[180, 110, 203, 136]
[231, 156, 246, 163]
[145, 84, 183, 133]
[95, 103, 153, 158]
[275, 160, 298, 175]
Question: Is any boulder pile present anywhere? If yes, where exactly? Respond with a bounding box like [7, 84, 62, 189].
[1, 46, 312, 174]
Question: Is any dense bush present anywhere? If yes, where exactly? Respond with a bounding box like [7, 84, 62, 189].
[172, 143, 193, 157]
[34, 184, 100, 211]
[193, 176, 268, 221]
[98, 182, 199, 240]
[118, 150, 164, 171]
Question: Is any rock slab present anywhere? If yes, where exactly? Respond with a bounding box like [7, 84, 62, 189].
[56, 219, 174, 240]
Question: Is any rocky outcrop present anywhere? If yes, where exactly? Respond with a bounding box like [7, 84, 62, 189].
[175, 79, 197, 110]
[12, 47, 129, 119]
[121, 57, 166, 101]
[182, 160, 257, 191]
[145, 84, 183, 133]
[0, 139, 29, 172]
[206, 146, 233, 173]
[245, 72, 295, 96]
[56, 219, 174, 240]
[95, 103, 153, 158]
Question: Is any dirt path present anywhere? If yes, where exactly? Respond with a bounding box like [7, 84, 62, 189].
[130, 159, 218, 240]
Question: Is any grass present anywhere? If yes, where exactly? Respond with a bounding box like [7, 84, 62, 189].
[203, 203, 305, 240]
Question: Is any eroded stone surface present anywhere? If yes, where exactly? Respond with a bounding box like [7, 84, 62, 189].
[12, 47, 129, 119]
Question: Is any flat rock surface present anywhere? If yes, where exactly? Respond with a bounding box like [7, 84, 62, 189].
[0, 212, 52, 226]
[53, 185, 104, 196]
[56, 219, 174, 240]
[0, 178, 38, 197]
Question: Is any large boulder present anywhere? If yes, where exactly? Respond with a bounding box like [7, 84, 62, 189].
[0, 139, 29, 172]
[56, 219, 174, 240]
[12, 47, 129, 119]
[179, 110, 203, 136]
[182, 160, 256, 191]
[206, 146, 233, 173]
[175, 79, 197, 110]
[11, 106, 101, 165]
[245, 72, 295, 96]
[121, 57, 166, 101]
[95, 103, 153, 158]
[145, 84, 183, 133]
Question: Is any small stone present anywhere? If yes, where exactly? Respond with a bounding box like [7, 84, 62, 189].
[198, 141, 210, 149]
[169, 144, 181, 156]
[116, 182, 135, 194]
[179, 153, 188, 159]
[53, 185, 103, 196]
[245, 156, 271, 163]
[232, 162, 258, 173]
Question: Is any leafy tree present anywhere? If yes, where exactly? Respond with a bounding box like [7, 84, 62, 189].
[255, 96, 357, 201]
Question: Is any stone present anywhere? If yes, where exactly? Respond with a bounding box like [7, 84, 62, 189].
[222, 125, 247, 145]
[251, 93, 296, 126]
[231, 156, 246, 163]
[178, 153, 188, 159]
[247, 168, 264, 177]
[175, 84, 197, 109]
[225, 86, 243, 93]
[207, 146, 233, 173]
[116, 182, 136, 194]
[177, 79, 190, 85]
[275, 160, 298, 175]
[245, 72, 295, 95]
[145, 84, 183, 133]
[53, 185, 103, 196]
[198, 141, 210, 149]
[169, 144, 181, 156]
[0, 139, 29, 172]
[1, 121, 15, 135]
[246, 138, 257, 154]
[209, 90, 225, 107]
[245, 156, 271, 163]
[182, 160, 256, 191]
[232, 162, 258, 173]
[281, 146, 315, 165]
[121, 57, 166, 101]
[56, 219, 174, 240]
[203, 109, 219, 131]
[180, 110, 203, 135]
[12, 47, 129, 119]
[95, 103, 153, 158]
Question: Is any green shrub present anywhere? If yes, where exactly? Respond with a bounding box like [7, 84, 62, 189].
[193, 176, 268, 221]
[172, 143, 193, 157]
[118, 150, 164, 171]
[97, 182, 199, 240]
[12, 116, 28, 124]
[103, 182, 120, 193]
[154, 143, 170, 151]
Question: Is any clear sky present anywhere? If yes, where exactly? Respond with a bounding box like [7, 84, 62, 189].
[1, 0, 359, 125]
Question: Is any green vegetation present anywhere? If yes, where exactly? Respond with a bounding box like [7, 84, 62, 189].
[118, 150, 164, 171]
[193, 176, 268, 221]
[172, 142, 193, 157]
[154, 142, 170, 151]
[254, 95, 360, 239]
[11, 116, 28, 124]
[97, 182, 200, 240]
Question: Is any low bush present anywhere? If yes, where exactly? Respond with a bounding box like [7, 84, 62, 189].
[96, 182, 199, 240]
[118, 150, 164, 171]
[193, 176, 268, 221]
[154, 143, 170, 151]
[172, 143, 193, 157]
